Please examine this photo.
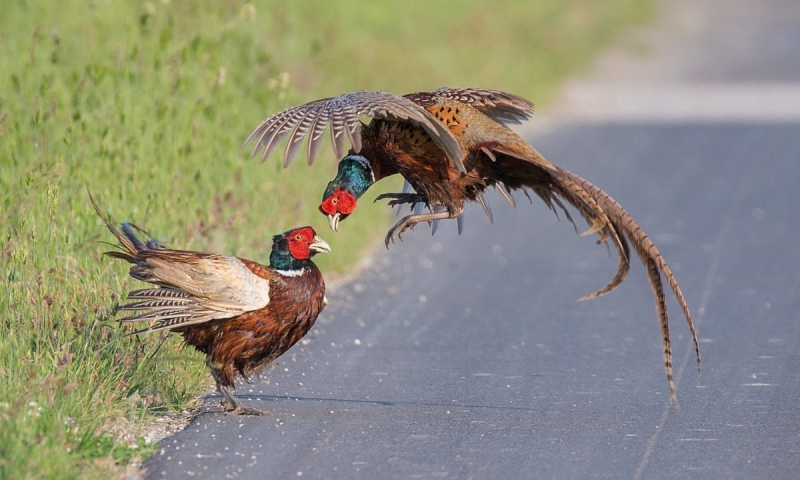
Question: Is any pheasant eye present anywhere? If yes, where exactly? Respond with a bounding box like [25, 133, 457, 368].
[295, 234, 303, 241]
[331, 198, 338, 205]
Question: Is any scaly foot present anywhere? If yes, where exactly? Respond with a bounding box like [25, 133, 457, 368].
[227, 405, 270, 416]
[374, 192, 428, 209]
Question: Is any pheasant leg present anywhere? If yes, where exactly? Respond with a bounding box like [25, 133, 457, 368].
[219, 384, 269, 416]
[211, 366, 269, 416]
[385, 206, 464, 247]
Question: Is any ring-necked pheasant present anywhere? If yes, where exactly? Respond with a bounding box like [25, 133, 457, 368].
[91, 195, 330, 415]
[245, 87, 700, 407]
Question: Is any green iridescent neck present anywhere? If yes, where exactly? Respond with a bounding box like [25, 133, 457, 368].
[324, 155, 375, 200]
[269, 238, 307, 272]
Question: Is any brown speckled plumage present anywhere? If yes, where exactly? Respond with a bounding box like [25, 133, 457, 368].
[92, 194, 329, 415]
[247, 88, 700, 408]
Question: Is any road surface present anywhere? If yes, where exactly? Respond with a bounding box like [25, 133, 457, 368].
[144, 1, 800, 478]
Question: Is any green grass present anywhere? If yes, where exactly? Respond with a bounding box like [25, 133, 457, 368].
[0, 0, 652, 477]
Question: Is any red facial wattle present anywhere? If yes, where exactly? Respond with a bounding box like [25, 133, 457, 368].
[287, 227, 315, 260]
[336, 190, 357, 214]
[319, 189, 358, 216]
[319, 196, 336, 216]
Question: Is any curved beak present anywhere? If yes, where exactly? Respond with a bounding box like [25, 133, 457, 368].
[327, 213, 341, 232]
[309, 235, 332, 255]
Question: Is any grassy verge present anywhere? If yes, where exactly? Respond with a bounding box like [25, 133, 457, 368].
[0, 0, 652, 477]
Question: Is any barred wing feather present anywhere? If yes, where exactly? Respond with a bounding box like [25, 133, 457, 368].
[245, 91, 466, 172]
[404, 87, 535, 125]
[122, 254, 272, 333]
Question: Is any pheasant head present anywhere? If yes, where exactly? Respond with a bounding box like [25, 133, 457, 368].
[319, 155, 375, 232]
[270, 226, 331, 272]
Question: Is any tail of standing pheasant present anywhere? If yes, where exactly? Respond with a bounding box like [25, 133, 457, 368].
[89, 192, 193, 335]
[89, 190, 166, 259]
[547, 167, 700, 409]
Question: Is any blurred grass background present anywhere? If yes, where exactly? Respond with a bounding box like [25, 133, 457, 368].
[0, 0, 651, 477]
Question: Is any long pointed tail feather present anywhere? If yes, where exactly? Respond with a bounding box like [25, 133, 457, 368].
[88, 190, 157, 263]
[549, 171, 632, 299]
[88, 190, 140, 259]
[552, 166, 700, 407]
[119, 223, 148, 252]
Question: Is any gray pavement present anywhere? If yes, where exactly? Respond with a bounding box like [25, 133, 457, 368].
[145, 122, 800, 480]
[553, 0, 800, 122]
[144, 1, 800, 478]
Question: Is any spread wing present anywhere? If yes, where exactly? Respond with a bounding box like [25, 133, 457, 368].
[118, 252, 272, 334]
[245, 91, 465, 172]
[404, 87, 535, 125]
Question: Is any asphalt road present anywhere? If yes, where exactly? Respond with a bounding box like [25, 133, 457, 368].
[144, 121, 800, 479]
[144, 1, 800, 477]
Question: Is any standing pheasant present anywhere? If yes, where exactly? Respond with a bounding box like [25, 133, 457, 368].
[245, 87, 700, 407]
[91, 195, 330, 415]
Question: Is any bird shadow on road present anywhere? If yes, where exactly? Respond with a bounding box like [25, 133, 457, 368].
[194, 393, 549, 414]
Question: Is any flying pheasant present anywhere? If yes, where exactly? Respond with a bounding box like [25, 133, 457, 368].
[91, 195, 330, 415]
[245, 87, 700, 407]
